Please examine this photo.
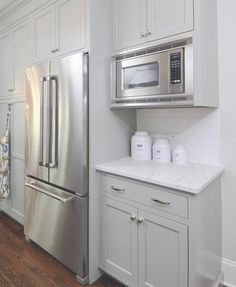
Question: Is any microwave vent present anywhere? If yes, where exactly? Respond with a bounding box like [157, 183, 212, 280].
[111, 95, 193, 108]
[115, 38, 192, 61]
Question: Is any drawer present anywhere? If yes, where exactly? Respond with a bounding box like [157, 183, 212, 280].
[101, 174, 188, 218]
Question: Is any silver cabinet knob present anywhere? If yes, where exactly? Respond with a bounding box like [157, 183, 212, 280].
[141, 32, 146, 37]
[146, 30, 153, 36]
[50, 48, 59, 53]
[130, 215, 137, 221]
[137, 218, 144, 224]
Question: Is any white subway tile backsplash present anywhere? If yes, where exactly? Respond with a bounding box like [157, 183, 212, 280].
[137, 108, 220, 165]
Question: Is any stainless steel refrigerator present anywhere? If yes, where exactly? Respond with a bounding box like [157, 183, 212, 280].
[24, 52, 88, 284]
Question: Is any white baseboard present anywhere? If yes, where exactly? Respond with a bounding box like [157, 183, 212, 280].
[0, 203, 24, 225]
[222, 258, 236, 287]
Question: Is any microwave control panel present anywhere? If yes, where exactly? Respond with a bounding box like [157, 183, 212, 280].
[170, 52, 181, 85]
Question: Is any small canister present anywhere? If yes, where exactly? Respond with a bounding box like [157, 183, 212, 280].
[172, 145, 187, 165]
[131, 131, 152, 160]
[152, 139, 171, 163]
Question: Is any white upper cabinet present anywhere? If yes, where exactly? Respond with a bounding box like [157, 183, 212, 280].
[13, 21, 30, 94]
[112, 0, 146, 51]
[112, 0, 194, 51]
[56, 0, 85, 54]
[0, 33, 13, 97]
[31, 4, 56, 62]
[32, 0, 86, 63]
[147, 0, 194, 41]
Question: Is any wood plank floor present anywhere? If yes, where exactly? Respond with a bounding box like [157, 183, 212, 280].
[0, 211, 124, 287]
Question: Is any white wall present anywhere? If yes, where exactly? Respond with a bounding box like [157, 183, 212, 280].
[218, 0, 236, 286]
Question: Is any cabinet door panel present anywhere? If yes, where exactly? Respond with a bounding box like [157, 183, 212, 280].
[147, 0, 194, 41]
[101, 197, 138, 286]
[13, 22, 30, 94]
[112, 0, 146, 51]
[0, 33, 12, 97]
[32, 5, 56, 62]
[56, 0, 85, 53]
[138, 210, 188, 287]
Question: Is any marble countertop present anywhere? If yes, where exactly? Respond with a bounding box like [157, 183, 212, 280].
[96, 157, 224, 194]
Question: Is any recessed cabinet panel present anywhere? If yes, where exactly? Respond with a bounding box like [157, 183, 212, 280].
[56, 0, 85, 53]
[101, 197, 138, 286]
[0, 33, 13, 97]
[11, 159, 25, 217]
[13, 23, 30, 94]
[32, 5, 56, 62]
[112, 0, 146, 51]
[138, 210, 188, 287]
[147, 0, 194, 41]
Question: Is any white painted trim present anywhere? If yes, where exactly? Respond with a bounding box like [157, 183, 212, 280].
[222, 258, 236, 287]
[0, 0, 30, 21]
[213, 271, 224, 287]
[0, 202, 24, 224]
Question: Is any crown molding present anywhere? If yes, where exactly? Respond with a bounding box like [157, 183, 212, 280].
[0, 0, 31, 21]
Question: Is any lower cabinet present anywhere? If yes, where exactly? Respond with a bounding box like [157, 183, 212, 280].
[101, 198, 138, 286]
[98, 173, 222, 287]
[101, 196, 188, 287]
[138, 210, 188, 287]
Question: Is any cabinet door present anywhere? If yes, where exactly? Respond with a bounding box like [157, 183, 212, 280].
[0, 33, 13, 97]
[56, 0, 85, 54]
[138, 210, 188, 287]
[147, 0, 194, 41]
[112, 0, 146, 51]
[13, 22, 30, 94]
[32, 5, 56, 62]
[101, 197, 138, 286]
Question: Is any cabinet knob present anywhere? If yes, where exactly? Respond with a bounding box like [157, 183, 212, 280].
[130, 215, 137, 221]
[141, 32, 146, 37]
[137, 218, 144, 224]
[50, 48, 59, 53]
[146, 30, 153, 36]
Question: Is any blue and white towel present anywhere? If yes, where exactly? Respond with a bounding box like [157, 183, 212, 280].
[0, 118, 10, 200]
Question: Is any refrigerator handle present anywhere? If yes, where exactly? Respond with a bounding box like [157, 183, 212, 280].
[47, 75, 58, 168]
[39, 77, 47, 167]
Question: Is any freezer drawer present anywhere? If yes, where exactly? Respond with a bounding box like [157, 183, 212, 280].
[24, 178, 88, 283]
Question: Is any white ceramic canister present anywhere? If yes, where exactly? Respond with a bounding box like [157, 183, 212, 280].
[172, 145, 187, 165]
[152, 139, 171, 163]
[131, 131, 152, 160]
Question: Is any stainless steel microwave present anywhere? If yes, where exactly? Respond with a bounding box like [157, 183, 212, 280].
[111, 38, 193, 108]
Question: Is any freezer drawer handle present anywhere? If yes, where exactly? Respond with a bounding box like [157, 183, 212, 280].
[25, 183, 74, 203]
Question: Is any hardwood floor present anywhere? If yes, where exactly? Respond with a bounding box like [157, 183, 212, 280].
[0, 212, 124, 287]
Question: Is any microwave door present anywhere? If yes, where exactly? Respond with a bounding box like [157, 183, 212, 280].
[48, 53, 88, 196]
[25, 63, 50, 182]
[117, 52, 169, 98]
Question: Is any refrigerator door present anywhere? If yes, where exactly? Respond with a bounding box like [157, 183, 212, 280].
[48, 52, 88, 196]
[25, 63, 50, 182]
[24, 177, 88, 282]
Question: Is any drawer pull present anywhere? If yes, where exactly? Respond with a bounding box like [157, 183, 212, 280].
[151, 197, 170, 205]
[110, 185, 125, 192]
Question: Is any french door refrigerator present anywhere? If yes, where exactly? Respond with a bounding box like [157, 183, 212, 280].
[24, 52, 88, 284]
